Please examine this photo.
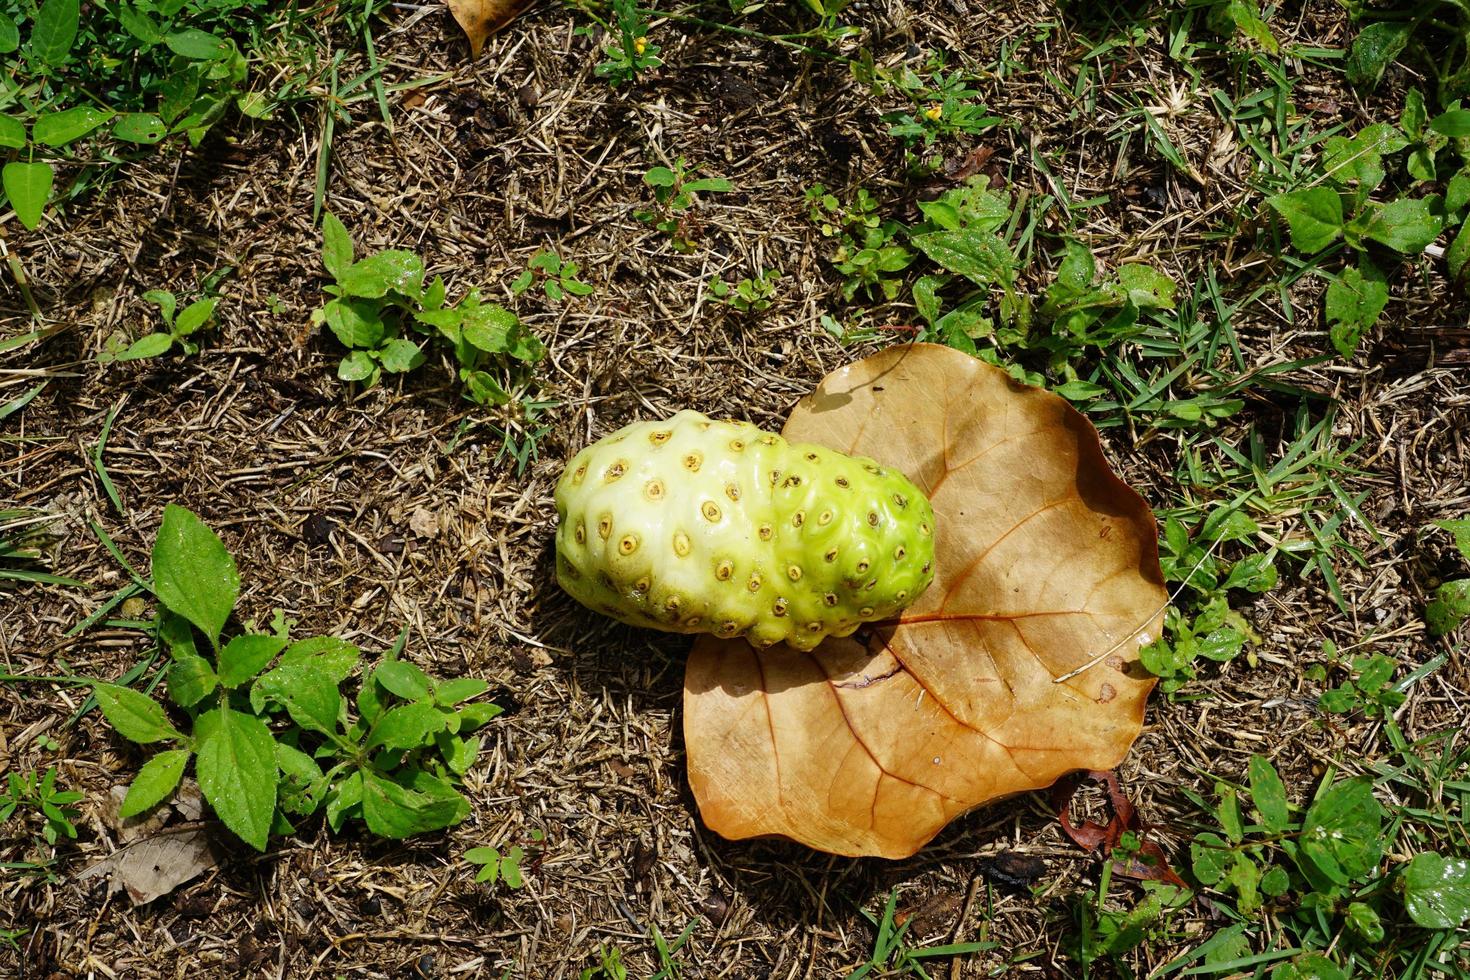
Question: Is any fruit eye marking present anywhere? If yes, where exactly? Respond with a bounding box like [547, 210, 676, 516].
[783, 475, 802, 488]
[645, 479, 665, 500]
[718, 621, 739, 636]
[835, 476, 850, 488]
[606, 461, 627, 481]
[715, 559, 734, 581]
[729, 439, 746, 452]
[757, 524, 774, 540]
[896, 589, 908, 601]
[561, 560, 580, 579]
[769, 470, 782, 485]
[806, 622, 822, 632]
[919, 521, 932, 536]
[772, 598, 788, 616]
[684, 452, 703, 472]
[685, 615, 703, 627]
[633, 576, 651, 593]
[597, 516, 612, 540]
[701, 501, 722, 522]
[893, 493, 908, 508]
[665, 596, 682, 611]
[804, 452, 819, 462]
[921, 561, 932, 574]
[856, 559, 870, 573]
[746, 573, 762, 592]
[824, 548, 838, 562]
[894, 545, 907, 560]
[574, 522, 586, 544]
[787, 565, 803, 581]
[863, 464, 883, 475]
[673, 531, 692, 557]
[817, 510, 833, 526]
[618, 534, 639, 555]
[823, 593, 838, 607]
[867, 511, 880, 527]
[572, 462, 588, 484]
[859, 606, 874, 617]
[791, 511, 806, 528]
[649, 430, 672, 444]
[725, 483, 741, 501]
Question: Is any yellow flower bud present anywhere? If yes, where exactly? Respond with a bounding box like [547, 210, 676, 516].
[924, 104, 943, 121]
[634, 36, 647, 56]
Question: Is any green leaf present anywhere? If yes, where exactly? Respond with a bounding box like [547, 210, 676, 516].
[32, 106, 115, 147]
[253, 662, 342, 735]
[910, 229, 1012, 286]
[1426, 579, 1470, 635]
[1402, 852, 1470, 928]
[167, 653, 217, 708]
[152, 503, 239, 647]
[275, 741, 324, 816]
[1346, 21, 1410, 89]
[120, 749, 190, 818]
[1114, 264, 1176, 309]
[1345, 901, 1384, 943]
[1270, 952, 1347, 980]
[1216, 784, 1244, 842]
[365, 702, 446, 751]
[321, 213, 354, 280]
[1362, 198, 1443, 254]
[94, 684, 183, 744]
[144, 289, 177, 325]
[374, 660, 432, 701]
[217, 633, 286, 687]
[1436, 519, 1470, 560]
[164, 29, 231, 60]
[460, 302, 520, 353]
[643, 166, 677, 187]
[338, 251, 425, 299]
[325, 770, 362, 831]
[2, 162, 55, 231]
[321, 297, 386, 348]
[279, 637, 360, 681]
[173, 298, 218, 336]
[377, 338, 424, 373]
[1190, 831, 1229, 884]
[29, 0, 80, 66]
[360, 770, 465, 839]
[456, 702, 504, 731]
[1297, 777, 1382, 887]
[114, 333, 175, 361]
[1247, 755, 1290, 832]
[0, 115, 24, 149]
[1430, 109, 1470, 138]
[501, 845, 524, 888]
[1447, 223, 1470, 284]
[1267, 188, 1343, 253]
[0, 13, 17, 54]
[435, 678, 489, 706]
[116, 4, 161, 45]
[112, 113, 167, 144]
[1260, 864, 1290, 896]
[337, 350, 376, 383]
[194, 705, 278, 851]
[463, 371, 510, 406]
[1324, 265, 1389, 358]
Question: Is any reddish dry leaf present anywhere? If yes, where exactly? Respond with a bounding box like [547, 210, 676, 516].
[444, 0, 536, 57]
[1052, 770, 1185, 887]
[684, 344, 1167, 858]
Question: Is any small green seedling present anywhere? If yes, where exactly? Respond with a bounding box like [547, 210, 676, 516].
[637, 158, 733, 252]
[709, 269, 779, 312]
[847, 888, 994, 979]
[1425, 519, 1470, 635]
[94, 504, 502, 851]
[859, 53, 1002, 147]
[464, 830, 544, 889]
[1308, 644, 1406, 718]
[0, 766, 83, 847]
[313, 213, 544, 406]
[806, 183, 914, 301]
[99, 291, 220, 363]
[589, 0, 662, 86]
[512, 249, 594, 302]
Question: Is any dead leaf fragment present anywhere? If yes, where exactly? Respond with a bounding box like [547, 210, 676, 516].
[1052, 769, 1185, 887]
[445, 0, 537, 58]
[409, 505, 439, 540]
[685, 344, 1167, 858]
[77, 826, 223, 905]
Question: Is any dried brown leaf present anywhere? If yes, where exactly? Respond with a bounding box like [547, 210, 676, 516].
[685, 344, 1167, 858]
[444, 0, 536, 58]
[76, 826, 223, 905]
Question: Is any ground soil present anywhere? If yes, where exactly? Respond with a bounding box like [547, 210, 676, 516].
[2, 1, 1468, 977]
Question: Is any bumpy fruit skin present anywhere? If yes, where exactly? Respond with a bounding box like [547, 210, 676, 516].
[554, 410, 936, 651]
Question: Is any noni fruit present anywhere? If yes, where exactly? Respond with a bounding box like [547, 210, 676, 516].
[554, 410, 935, 650]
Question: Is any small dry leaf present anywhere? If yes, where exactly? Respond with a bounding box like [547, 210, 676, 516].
[76, 826, 222, 905]
[103, 786, 169, 843]
[444, 0, 537, 57]
[685, 344, 1167, 858]
[409, 505, 439, 540]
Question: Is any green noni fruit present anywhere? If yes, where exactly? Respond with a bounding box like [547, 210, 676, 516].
[554, 410, 936, 650]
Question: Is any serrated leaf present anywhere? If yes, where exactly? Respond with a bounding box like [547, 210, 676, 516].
[360, 770, 464, 839]
[1346, 21, 1410, 89]
[910, 229, 1013, 286]
[194, 706, 277, 851]
[279, 636, 360, 681]
[120, 749, 190, 818]
[94, 684, 182, 744]
[377, 337, 423, 373]
[1362, 198, 1443, 254]
[217, 633, 286, 687]
[152, 504, 239, 648]
[167, 652, 217, 708]
[253, 663, 341, 735]
[338, 251, 425, 300]
[365, 702, 445, 751]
